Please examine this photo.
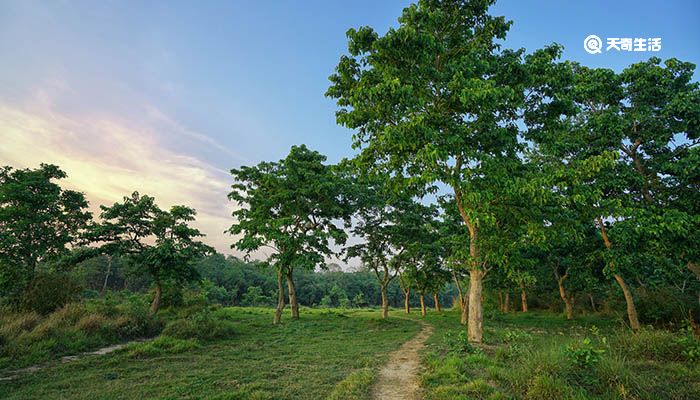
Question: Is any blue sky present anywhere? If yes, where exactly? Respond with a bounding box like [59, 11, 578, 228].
[1, 0, 698, 255]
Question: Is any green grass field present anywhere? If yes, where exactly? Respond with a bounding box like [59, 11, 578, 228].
[2, 307, 699, 400]
[0, 307, 419, 400]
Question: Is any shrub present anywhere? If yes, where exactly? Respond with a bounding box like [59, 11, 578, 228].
[565, 337, 605, 368]
[76, 313, 110, 335]
[241, 286, 270, 307]
[607, 328, 696, 362]
[162, 308, 235, 341]
[21, 272, 82, 314]
[441, 330, 482, 355]
[0, 311, 41, 339]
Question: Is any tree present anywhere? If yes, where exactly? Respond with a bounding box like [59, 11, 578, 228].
[97, 192, 213, 313]
[397, 260, 416, 314]
[229, 145, 351, 324]
[347, 173, 434, 319]
[241, 285, 270, 306]
[525, 56, 700, 329]
[0, 164, 92, 305]
[328, 0, 534, 342]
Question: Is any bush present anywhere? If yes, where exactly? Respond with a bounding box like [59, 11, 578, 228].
[0, 310, 41, 339]
[76, 313, 110, 335]
[635, 286, 699, 327]
[21, 272, 82, 314]
[241, 286, 270, 307]
[607, 328, 697, 362]
[565, 337, 605, 368]
[441, 330, 482, 355]
[162, 308, 235, 341]
[0, 298, 164, 369]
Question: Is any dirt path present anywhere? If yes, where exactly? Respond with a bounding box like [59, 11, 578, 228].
[371, 322, 433, 400]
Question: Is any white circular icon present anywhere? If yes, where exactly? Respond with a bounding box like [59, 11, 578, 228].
[584, 35, 603, 54]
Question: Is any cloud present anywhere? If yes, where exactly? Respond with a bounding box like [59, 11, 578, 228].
[0, 98, 238, 255]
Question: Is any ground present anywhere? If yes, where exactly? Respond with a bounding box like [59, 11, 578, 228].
[1, 307, 699, 400]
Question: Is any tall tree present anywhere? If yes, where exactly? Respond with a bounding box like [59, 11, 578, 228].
[525, 55, 700, 329]
[229, 145, 351, 324]
[97, 192, 213, 313]
[347, 174, 434, 319]
[328, 0, 533, 342]
[0, 164, 91, 305]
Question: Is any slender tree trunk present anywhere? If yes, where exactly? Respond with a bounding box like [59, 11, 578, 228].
[589, 293, 597, 312]
[557, 274, 574, 320]
[460, 297, 468, 325]
[404, 288, 411, 314]
[274, 270, 285, 325]
[498, 291, 504, 312]
[380, 284, 389, 318]
[598, 216, 640, 331]
[150, 282, 162, 314]
[419, 292, 426, 317]
[454, 184, 483, 342]
[286, 270, 299, 319]
[433, 293, 441, 312]
[614, 273, 641, 330]
[468, 269, 484, 343]
[454, 273, 468, 325]
[504, 292, 510, 313]
[101, 255, 112, 293]
[519, 281, 528, 313]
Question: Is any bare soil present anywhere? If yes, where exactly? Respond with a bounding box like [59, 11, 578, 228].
[371, 322, 433, 400]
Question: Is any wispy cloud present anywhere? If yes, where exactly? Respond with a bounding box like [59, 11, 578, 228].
[0, 92, 238, 254]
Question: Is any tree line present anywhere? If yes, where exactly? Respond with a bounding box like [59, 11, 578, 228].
[1, 0, 698, 344]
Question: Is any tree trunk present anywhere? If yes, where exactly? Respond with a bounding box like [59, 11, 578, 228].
[286, 270, 299, 319]
[557, 275, 574, 320]
[274, 270, 285, 325]
[404, 288, 411, 314]
[598, 216, 641, 331]
[150, 282, 162, 314]
[381, 284, 389, 319]
[519, 281, 528, 313]
[454, 273, 468, 325]
[468, 269, 484, 343]
[460, 297, 468, 325]
[504, 292, 510, 313]
[614, 273, 641, 330]
[589, 293, 597, 312]
[433, 293, 441, 312]
[101, 255, 112, 293]
[498, 291, 503, 312]
[420, 292, 426, 317]
[454, 184, 483, 341]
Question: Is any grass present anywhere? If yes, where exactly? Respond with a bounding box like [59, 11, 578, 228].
[416, 309, 700, 400]
[0, 307, 420, 400]
[0, 296, 162, 370]
[3, 305, 698, 399]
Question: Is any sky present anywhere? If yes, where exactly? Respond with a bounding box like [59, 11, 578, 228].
[1, 0, 698, 260]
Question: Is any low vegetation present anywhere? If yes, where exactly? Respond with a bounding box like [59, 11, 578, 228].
[0, 307, 419, 399]
[0, 293, 161, 370]
[419, 310, 700, 400]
